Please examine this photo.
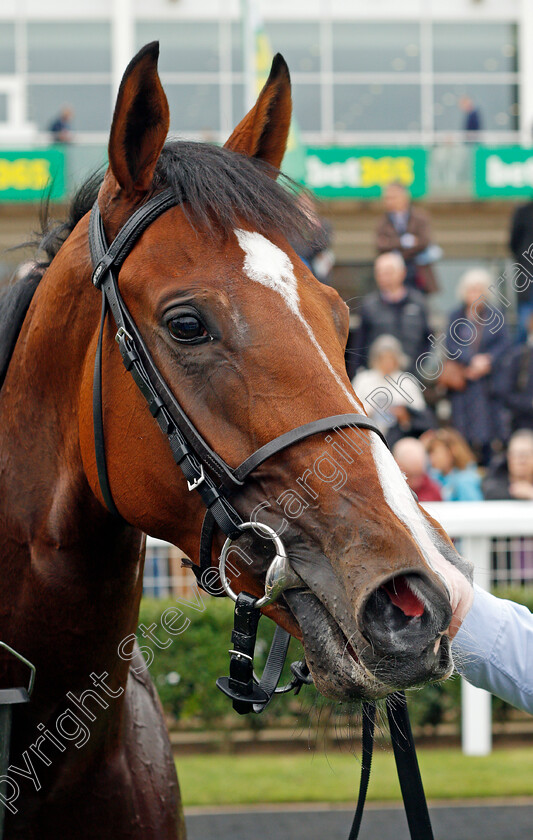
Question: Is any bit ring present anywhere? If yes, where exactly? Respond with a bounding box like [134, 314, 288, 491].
[218, 521, 287, 609]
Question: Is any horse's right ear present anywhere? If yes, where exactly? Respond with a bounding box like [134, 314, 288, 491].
[108, 42, 170, 196]
[224, 53, 291, 171]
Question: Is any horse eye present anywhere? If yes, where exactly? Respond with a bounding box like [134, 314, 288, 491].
[167, 314, 208, 343]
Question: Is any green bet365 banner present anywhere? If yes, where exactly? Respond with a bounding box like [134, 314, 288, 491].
[475, 147, 533, 198]
[304, 147, 427, 198]
[0, 149, 66, 202]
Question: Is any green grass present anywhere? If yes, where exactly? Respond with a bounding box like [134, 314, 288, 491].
[177, 748, 533, 807]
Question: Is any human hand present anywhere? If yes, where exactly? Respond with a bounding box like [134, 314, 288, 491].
[391, 405, 410, 426]
[466, 353, 492, 380]
[429, 552, 474, 639]
[400, 233, 417, 248]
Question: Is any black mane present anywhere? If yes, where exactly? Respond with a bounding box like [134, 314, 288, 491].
[0, 140, 313, 390]
[153, 141, 309, 241]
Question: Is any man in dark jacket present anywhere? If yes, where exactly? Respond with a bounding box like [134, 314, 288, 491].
[509, 200, 533, 342]
[459, 96, 482, 139]
[345, 252, 431, 378]
[375, 182, 437, 292]
[492, 314, 533, 432]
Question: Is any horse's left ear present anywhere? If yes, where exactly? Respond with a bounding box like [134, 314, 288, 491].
[108, 41, 170, 195]
[224, 53, 291, 171]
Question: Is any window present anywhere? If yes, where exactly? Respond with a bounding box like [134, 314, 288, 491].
[27, 22, 111, 73]
[334, 84, 421, 132]
[332, 22, 420, 74]
[137, 22, 219, 73]
[165, 84, 220, 134]
[27, 84, 112, 132]
[232, 83, 245, 126]
[433, 23, 518, 74]
[0, 23, 15, 74]
[231, 22, 243, 73]
[264, 22, 320, 74]
[8, 15, 522, 144]
[434, 83, 519, 133]
[292, 84, 321, 131]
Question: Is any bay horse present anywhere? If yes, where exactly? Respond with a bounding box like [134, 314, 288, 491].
[0, 43, 472, 839]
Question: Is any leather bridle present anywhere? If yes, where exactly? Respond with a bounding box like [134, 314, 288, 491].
[88, 186, 387, 590]
[88, 187, 434, 840]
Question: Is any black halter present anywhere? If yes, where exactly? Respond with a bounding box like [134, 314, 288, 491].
[88, 188, 434, 840]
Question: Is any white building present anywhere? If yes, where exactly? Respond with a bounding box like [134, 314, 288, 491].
[0, 0, 530, 148]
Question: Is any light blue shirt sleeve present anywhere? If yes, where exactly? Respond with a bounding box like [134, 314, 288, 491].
[452, 584, 533, 715]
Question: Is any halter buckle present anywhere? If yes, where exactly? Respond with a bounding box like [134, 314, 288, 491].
[115, 326, 133, 345]
[187, 465, 205, 491]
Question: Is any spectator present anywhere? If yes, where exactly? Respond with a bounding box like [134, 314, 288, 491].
[375, 182, 438, 292]
[425, 428, 483, 501]
[346, 252, 431, 378]
[459, 95, 482, 140]
[393, 437, 443, 502]
[445, 268, 509, 465]
[49, 106, 74, 144]
[492, 312, 533, 432]
[483, 429, 533, 500]
[293, 192, 334, 284]
[352, 335, 434, 446]
[509, 199, 533, 343]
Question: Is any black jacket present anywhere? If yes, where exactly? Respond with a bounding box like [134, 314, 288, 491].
[510, 202, 533, 303]
[346, 288, 430, 378]
[482, 455, 513, 500]
[492, 343, 533, 432]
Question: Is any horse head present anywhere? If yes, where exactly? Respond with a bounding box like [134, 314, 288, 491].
[77, 43, 473, 701]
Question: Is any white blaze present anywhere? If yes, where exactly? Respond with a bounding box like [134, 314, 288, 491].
[371, 436, 473, 626]
[235, 229, 472, 628]
[235, 229, 360, 409]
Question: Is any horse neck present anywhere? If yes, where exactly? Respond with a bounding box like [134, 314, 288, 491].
[0, 225, 143, 698]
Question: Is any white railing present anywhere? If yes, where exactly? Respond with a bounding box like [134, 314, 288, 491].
[146, 501, 533, 756]
[424, 501, 533, 756]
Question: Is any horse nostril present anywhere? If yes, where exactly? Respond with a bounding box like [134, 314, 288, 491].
[382, 576, 425, 618]
[362, 583, 421, 640]
[359, 572, 450, 658]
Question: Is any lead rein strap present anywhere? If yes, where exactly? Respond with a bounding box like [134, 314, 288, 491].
[386, 692, 435, 840]
[348, 701, 376, 840]
[350, 694, 434, 840]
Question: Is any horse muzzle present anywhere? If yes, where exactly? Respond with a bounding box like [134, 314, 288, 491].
[357, 571, 453, 687]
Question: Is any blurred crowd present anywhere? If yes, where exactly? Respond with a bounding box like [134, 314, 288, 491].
[336, 182, 533, 504]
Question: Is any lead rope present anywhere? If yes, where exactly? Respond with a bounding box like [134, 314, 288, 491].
[348, 693, 434, 840]
[386, 692, 435, 840]
[347, 701, 376, 840]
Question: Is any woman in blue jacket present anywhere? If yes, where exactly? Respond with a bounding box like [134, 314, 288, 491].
[425, 428, 483, 501]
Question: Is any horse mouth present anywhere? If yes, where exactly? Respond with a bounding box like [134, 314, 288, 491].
[283, 588, 387, 700]
[283, 571, 453, 701]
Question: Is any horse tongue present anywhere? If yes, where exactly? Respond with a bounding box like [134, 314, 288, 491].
[382, 577, 425, 618]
